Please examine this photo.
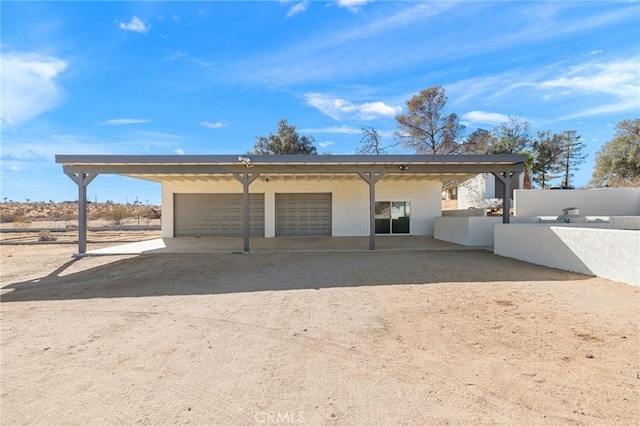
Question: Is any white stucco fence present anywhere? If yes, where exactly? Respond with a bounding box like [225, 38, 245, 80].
[513, 188, 640, 217]
[494, 224, 640, 286]
[434, 216, 501, 246]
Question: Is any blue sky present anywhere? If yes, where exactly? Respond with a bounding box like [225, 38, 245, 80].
[1, 1, 639, 204]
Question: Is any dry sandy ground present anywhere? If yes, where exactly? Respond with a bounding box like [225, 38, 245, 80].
[1, 243, 638, 425]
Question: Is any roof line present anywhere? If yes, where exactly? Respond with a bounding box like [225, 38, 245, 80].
[56, 154, 528, 165]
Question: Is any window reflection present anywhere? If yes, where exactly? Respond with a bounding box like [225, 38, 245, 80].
[375, 201, 410, 234]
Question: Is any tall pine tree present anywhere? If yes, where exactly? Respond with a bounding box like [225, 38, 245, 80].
[557, 130, 587, 187]
[532, 131, 563, 188]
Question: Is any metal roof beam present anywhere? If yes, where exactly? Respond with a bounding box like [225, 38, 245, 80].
[62, 163, 524, 175]
[56, 153, 529, 166]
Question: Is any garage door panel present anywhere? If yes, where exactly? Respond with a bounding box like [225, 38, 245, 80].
[275, 193, 331, 237]
[174, 193, 264, 237]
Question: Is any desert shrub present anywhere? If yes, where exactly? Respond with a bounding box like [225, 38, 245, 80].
[60, 213, 77, 221]
[105, 205, 133, 226]
[88, 208, 103, 220]
[13, 215, 32, 230]
[0, 212, 17, 223]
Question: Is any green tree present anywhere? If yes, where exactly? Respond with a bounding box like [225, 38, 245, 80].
[253, 119, 317, 155]
[490, 116, 533, 188]
[557, 130, 587, 187]
[590, 118, 640, 187]
[531, 131, 563, 188]
[459, 128, 494, 154]
[490, 116, 532, 154]
[395, 86, 464, 154]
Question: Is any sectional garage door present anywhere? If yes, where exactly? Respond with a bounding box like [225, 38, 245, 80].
[174, 193, 264, 237]
[275, 193, 332, 237]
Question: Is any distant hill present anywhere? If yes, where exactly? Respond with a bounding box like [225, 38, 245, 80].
[0, 202, 161, 224]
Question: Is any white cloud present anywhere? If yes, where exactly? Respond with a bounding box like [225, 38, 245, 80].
[174, 149, 185, 155]
[103, 118, 150, 125]
[0, 51, 68, 125]
[304, 93, 401, 121]
[300, 125, 362, 135]
[337, 0, 372, 13]
[318, 141, 334, 148]
[201, 121, 228, 129]
[9, 166, 20, 172]
[537, 57, 640, 119]
[1, 150, 46, 162]
[462, 111, 510, 126]
[449, 56, 640, 122]
[118, 16, 150, 34]
[584, 49, 603, 56]
[287, 1, 309, 18]
[538, 58, 638, 98]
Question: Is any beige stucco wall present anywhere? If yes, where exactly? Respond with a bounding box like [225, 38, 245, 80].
[161, 177, 442, 238]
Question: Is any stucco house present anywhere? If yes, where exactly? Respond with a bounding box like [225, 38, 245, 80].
[55, 154, 526, 254]
[457, 172, 524, 210]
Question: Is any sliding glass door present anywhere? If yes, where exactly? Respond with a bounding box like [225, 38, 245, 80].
[375, 201, 410, 234]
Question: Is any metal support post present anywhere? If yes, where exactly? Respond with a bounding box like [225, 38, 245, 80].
[233, 171, 260, 252]
[358, 171, 385, 250]
[65, 172, 98, 255]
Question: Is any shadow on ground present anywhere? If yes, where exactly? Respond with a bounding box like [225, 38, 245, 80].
[1, 250, 588, 303]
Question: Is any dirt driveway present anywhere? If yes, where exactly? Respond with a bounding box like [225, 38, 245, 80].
[1, 245, 638, 425]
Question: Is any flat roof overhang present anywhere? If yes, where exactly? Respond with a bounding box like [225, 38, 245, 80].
[56, 154, 527, 178]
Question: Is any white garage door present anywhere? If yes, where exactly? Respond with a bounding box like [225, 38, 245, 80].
[174, 193, 264, 237]
[275, 193, 332, 237]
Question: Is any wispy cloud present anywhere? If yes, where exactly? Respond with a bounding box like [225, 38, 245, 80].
[201, 121, 228, 129]
[462, 111, 510, 126]
[449, 56, 640, 123]
[537, 58, 638, 98]
[233, 2, 633, 89]
[301, 125, 394, 138]
[0, 51, 67, 125]
[174, 148, 185, 155]
[286, 1, 309, 18]
[215, 3, 455, 87]
[304, 93, 401, 121]
[132, 130, 182, 144]
[337, 0, 372, 13]
[1, 150, 47, 162]
[300, 125, 362, 135]
[103, 118, 150, 125]
[536, 57, 639, 120]
[318, 141, 334, 148]
[118, 16, 150, 34]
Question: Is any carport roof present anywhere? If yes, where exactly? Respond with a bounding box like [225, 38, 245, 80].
[56, 154, 527, 177]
